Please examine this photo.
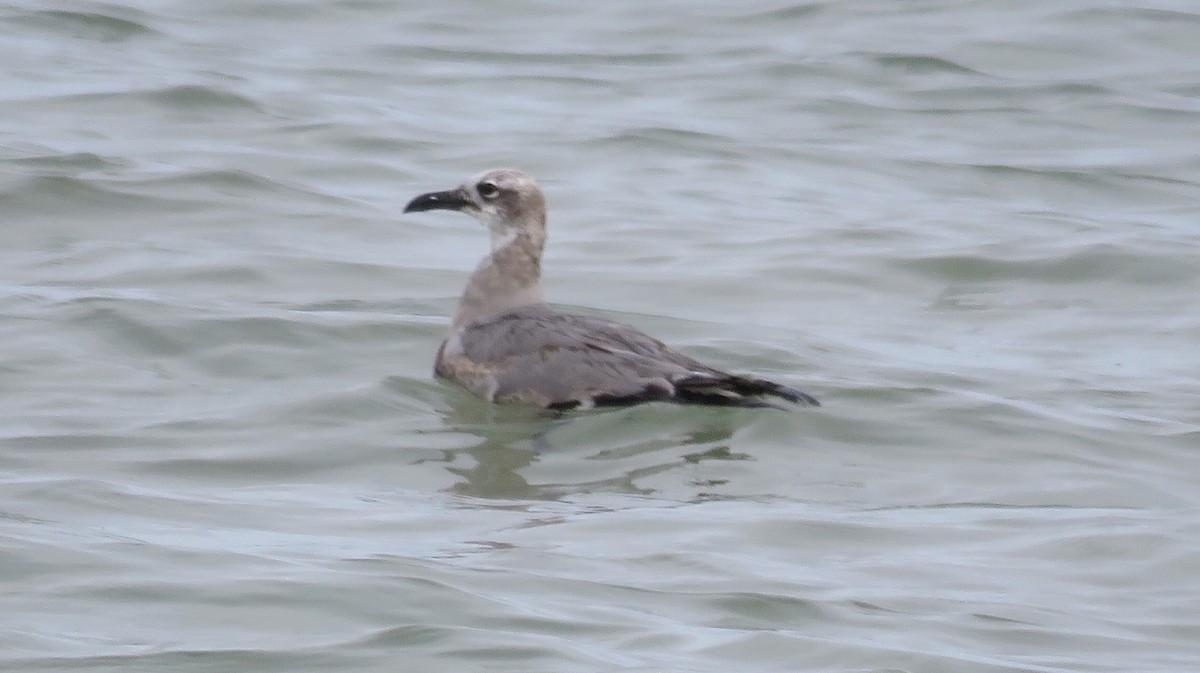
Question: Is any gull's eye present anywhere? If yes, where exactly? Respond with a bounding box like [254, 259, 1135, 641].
[477, 181, 500, 199]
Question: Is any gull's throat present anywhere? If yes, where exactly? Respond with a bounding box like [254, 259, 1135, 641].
[489, 225, 520, 253]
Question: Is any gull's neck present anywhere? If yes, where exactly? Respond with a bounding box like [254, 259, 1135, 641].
[451, 220, 546, 331]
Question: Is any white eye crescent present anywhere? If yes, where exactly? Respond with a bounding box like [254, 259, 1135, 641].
[478, 181, 500, 199]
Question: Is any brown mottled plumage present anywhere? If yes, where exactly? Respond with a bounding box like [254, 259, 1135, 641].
[404, 168, 818, 410]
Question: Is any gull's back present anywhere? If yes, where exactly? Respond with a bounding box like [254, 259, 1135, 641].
[437, 305, 817, 410]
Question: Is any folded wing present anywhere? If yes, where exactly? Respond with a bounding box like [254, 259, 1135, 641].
[439, 306, 818, 409]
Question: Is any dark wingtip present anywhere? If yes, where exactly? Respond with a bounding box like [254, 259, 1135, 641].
[770, 384, 821, 407]
[544, 378, 819, 412]
[667, 375, 820, 409]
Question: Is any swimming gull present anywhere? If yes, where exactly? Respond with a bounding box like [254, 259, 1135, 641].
[403, 168, 819, 410]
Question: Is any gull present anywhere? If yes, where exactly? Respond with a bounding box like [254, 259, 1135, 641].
[403, 168, 819, 410]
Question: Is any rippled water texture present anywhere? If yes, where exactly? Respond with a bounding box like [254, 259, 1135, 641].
[3, 2, 1199, 672]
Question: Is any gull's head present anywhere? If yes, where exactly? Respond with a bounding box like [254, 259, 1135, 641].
[404, 168, 546, 250]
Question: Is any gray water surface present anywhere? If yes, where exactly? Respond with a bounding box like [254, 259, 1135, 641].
[3, 1, 1199, 672]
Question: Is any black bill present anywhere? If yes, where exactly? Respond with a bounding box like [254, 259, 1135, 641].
[403, 188, 470, 213]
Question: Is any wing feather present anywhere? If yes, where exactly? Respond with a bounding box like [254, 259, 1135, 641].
[441, 306, 817, 408]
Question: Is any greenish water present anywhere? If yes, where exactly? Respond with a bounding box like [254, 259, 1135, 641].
[3, 2, 1199, 671]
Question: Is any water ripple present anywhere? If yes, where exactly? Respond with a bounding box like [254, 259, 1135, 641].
[6, 9, 159, 42]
